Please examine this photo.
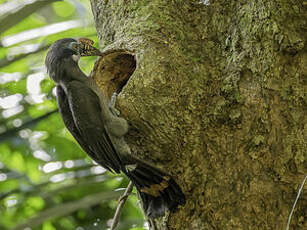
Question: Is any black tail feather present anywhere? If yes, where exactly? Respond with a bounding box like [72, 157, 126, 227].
[122, 156, 186, 218]
[137, 176, 186, 218]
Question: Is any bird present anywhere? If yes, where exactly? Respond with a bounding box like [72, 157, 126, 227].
[45, 38, 186, 218]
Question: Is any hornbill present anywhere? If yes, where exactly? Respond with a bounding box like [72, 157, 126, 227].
[45, 38, 186, 218]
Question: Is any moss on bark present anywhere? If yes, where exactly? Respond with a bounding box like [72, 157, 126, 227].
[90, 0, 306, 229]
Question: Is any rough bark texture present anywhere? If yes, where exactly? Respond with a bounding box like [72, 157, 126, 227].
[90, 0, 306, 229]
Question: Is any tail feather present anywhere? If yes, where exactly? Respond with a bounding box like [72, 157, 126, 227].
[122, 156, 186, 218]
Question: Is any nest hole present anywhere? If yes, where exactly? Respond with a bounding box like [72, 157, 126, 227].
[92, 51, 136, 99]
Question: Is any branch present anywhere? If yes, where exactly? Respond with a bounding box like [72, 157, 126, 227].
[0, 0, 60, 35]
[0, 109, 58, 142]
[11, 190, 123, 230]
[286, 174, 307, 230]
[111, 181, 134, 230]
[0, 164, 106, 200]
[0, 44, 49, 68]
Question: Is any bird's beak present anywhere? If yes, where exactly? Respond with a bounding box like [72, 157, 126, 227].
[79, 44, 103, 56]
[77, 38, 103, 56]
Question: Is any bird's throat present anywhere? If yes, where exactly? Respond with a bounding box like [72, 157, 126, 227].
[72, 54, 80, 62]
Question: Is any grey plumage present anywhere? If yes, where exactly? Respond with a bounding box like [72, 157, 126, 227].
[45, 38, 186, 218]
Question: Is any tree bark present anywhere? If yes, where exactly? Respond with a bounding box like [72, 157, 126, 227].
[90, 0, 306, 229]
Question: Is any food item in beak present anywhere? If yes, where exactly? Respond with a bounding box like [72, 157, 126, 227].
[78, 38, 102, 56]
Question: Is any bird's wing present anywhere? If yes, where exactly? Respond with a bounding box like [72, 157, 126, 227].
[56, 85, 112, 169]
[64, 81, 122, 173]
[56, 85, 83, 142]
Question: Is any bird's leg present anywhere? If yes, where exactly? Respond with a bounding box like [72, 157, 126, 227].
[109, 92, 120, 116]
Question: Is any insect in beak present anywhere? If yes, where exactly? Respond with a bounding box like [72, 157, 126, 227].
[78, 38, 103, 56]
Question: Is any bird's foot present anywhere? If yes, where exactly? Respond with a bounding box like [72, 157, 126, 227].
[110, 92, 118, 107]
[109, 92, 120, 116]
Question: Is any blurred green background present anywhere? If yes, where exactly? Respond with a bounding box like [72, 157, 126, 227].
[0, 0, 146, 229]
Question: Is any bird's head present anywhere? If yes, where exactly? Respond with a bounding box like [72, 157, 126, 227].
[45, 38, 102, 81]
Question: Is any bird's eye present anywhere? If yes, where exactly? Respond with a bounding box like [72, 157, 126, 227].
[68, 42, 79, 53]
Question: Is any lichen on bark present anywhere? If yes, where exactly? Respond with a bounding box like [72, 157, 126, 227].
[90, 0, 306, 229]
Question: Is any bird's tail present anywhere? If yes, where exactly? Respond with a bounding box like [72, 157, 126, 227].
[121, 156, 186, 218]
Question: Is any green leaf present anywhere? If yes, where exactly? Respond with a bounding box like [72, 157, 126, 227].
[26, 160, 41, 183]
[27, 196, 45, 210]
[58, 217, 75, 229]
[34, 112, 63, 133]
[42, 221, 56, 230]
[0, 179, 20, 193]
[52, 1, 75, 18]
[28, 101, 57, 118]
[0, 144, 12, 161]
[9, 152, 26, 172]
[2, 14, 47, 37]
[2, 78, 27, 95]
[40, 79, 55, 94]
[44, 135, 84, 160]
[0, 59, 29, 73]
[0, 47, 8, 59]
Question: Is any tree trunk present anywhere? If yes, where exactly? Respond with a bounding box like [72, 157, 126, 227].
[90, 1, 306, 229]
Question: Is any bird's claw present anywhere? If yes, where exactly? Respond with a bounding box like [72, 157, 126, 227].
[109, 92, 120, 116]
[110, 92, 118, 107]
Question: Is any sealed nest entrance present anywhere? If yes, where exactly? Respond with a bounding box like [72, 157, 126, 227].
[91, 50, 136, 99]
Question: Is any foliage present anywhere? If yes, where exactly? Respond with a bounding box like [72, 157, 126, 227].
[0, 0, 145, 229]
